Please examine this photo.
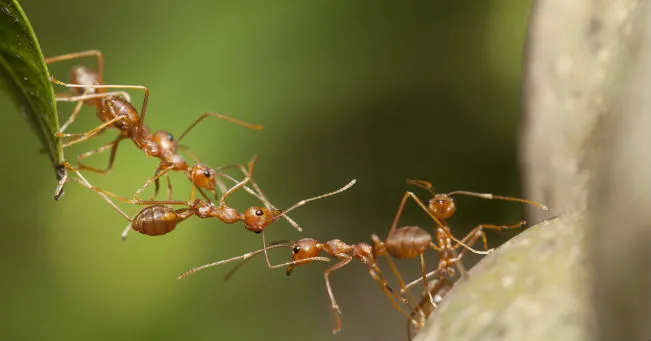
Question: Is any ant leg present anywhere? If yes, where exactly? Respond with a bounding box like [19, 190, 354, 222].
[176, 113, 264, 143]
[323, 256, 352, 334]
[218, 157, 258, 205]
[59, 116, 125, 148]
[219, 161, 302, 231]
[58, 88, 89, 133]
[134, 166, 173, 202]
[45, 50, 104, 79]
[77, 135, 125, 174]
[402, 191, 491, 255]
[57, 162, 131, 221]
[177, 144, 201, 163]
[451, 221, 525, 255]
[165, 174, 173, 201]
[419, 253, 436, 306]
[404, 268, 443, 291]
[55, 91, 131, 104]
[65, 170, 186, 207]
[49, 78, 150, 134]
[367, 265, 419, 325]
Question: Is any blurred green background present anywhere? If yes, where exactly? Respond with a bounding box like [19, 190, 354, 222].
[0, 1, 533, 340]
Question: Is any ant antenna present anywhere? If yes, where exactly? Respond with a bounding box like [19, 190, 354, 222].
[447, 190, 549, 211]
[177, 242, 329, 279]
[406, 179, 437, 196]
[218, 172, 302, 231]
[270, 179, 357, 225]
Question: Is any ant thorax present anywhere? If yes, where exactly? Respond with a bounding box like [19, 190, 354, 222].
[353, 243, 375, 263]
[193, 200, 216, 218]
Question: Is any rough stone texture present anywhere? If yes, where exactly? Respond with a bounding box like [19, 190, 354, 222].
[414, 211, 590, 341]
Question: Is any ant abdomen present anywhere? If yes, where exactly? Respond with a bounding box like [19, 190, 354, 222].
[101, 96, 141, 132]
[385, 226, 432, 259]
[70, 66, 103, 99]
[131, 205, 179, 236]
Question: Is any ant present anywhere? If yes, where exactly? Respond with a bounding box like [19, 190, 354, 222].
[406, 278, 453, 341]
[45, 50, 263, 200]
[182, 222, 467, 334]
[393, 179, 549, 290]
[178, 235, 409, 334]
[61, 157, 357, 276]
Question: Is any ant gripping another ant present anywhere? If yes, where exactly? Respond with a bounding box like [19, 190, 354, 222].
[179, 223, 463, 334]
[393, 179, 549, 291]
[45, 50, 263, 201]
[179, 236, 409, 335]
[61, 155, 357, 274]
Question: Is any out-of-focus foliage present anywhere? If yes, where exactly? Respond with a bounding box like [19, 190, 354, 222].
[0, 1, 532, 340]
[0, 0, 62, 176]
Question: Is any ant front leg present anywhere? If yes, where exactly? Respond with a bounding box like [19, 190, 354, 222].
[45, 50, 104, 79]
[323, 256, 352, 334]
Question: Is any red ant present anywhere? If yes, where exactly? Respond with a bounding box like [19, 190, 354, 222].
[406, 278, 453, 341]
[179, 222, 466, 334]
[45, 50, 263, 200]
[61, 158, 357, 277]
[393, 179, 548, 290]
[178, 236, 407, 334]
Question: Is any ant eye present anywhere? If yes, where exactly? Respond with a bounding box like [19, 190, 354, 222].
[167, 133, 174, 141]
[203, 170, 211, 178]
[255, 210, 264, 216]
[292, 246, 301, 254]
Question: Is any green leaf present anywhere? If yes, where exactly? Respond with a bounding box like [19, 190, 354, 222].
[0, 0, 64, 180]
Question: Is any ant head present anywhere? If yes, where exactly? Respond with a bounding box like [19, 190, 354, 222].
[287, 238, 321, 275]
[189, 164, 216, 190]
[243, 207, 282, 233]
[428, 194, 456, 220]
